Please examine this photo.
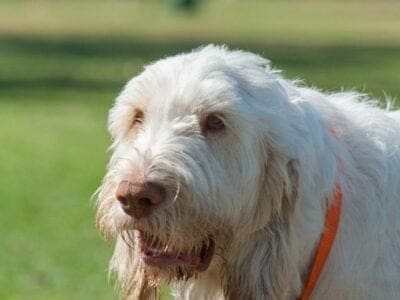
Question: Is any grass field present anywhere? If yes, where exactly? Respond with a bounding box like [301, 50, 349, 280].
[1, 1, 399, 299]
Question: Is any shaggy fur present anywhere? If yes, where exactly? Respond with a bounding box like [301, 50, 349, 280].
[96, 45, 400, 299]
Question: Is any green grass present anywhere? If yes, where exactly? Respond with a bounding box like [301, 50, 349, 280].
[0, 1, 399, 299]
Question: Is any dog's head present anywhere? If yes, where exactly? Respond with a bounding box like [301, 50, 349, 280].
[96, 45, 302, 293]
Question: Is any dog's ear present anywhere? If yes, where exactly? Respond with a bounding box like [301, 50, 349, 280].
[225, 155, 301, 298]
[229, 154, 300, 298]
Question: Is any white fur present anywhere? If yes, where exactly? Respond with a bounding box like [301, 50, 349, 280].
[96, 45, 400, 299]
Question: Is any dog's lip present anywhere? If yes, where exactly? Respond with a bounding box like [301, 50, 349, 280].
[138, 234, 215, 272]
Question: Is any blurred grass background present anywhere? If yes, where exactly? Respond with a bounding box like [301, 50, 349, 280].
[0, 0, 399, 299]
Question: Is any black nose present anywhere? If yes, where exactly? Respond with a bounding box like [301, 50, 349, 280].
[116, 180, 166, 219]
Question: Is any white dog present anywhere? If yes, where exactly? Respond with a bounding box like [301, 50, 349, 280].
[96, 45, 400, 299]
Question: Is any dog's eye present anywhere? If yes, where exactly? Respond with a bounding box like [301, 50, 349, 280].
[132, 109, 144, 127]
[204, 114, 225, 132]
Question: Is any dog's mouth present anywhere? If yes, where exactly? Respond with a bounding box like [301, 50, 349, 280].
[138, 233, 215, 272]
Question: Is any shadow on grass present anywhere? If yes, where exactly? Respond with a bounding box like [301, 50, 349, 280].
[0, 77, 122, 92]
[1, 34, 399, 97]
[3, 34, 400, 60]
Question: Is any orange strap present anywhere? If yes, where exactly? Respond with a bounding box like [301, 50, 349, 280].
[299, 183, 343, 300]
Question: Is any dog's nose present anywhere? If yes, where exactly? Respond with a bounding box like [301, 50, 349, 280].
[116, 180, 166, 219]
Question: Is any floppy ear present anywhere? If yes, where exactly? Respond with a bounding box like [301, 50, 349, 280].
[224, 153, 301, 299]
[224, 152, 301, 299]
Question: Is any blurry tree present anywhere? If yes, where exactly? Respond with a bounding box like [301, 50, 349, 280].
[167, 0, 198, 10]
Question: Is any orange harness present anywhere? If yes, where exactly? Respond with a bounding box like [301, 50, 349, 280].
[299, 183, 343, 300]
[300, 129, 343, 300]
